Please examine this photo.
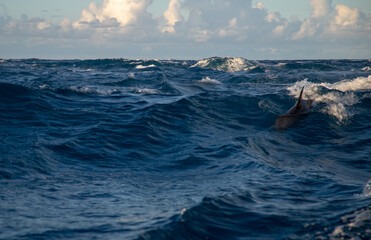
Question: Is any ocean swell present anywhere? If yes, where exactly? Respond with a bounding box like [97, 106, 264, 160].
[0, 58, 370, 240]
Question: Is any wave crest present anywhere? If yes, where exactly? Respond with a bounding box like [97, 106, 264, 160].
[190, 57, 261, 72]
[198, 76, 221, 84]
[287, 76, 371, 121]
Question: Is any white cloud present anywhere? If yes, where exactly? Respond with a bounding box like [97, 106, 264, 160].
[272, 21, 288, 36]
[292, 0, 332, 39]
[253, 2, 265, 10]
[73, 0, 152, 29]
[324, 4, 371, 40]
[37, 21, 51, 30]
[291, 0, 369, 41]
[181, 0, 275, 42]
[332, 5, 359, 27]
[292, 18, 319, 40]
[310, 0, 332, 18]
[0, 15, 54, 37]
[265, 12, 280, 23]
[59, 17, 72, 32]
[162, 0, 183, 33]
[217, 17, 248, 39]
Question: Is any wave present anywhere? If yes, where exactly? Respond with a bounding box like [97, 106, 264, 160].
[52, 86, 121, 97]
[0, 83, 54, 179]
[329, 206, 371, 239]
[139, 193, 371, 240]
[67, 86, 120, 96]
[137, 88, 159, 94]
[356, 179, 371, 198]
[190, 57, 264, 72]
[287, 76, 371, 121]
[0, 82, 53, 111]
[135, 64, 156, 69]
[139, 194, 296, 240]
[198, 76, 221, 84]
[275, 62, 287, 67]
[0, 59, 370, 240]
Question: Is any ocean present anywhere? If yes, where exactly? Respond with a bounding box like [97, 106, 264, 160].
[0, 57, 370, 239]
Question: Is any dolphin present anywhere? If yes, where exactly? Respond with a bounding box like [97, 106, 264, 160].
[275, 86, 312, 130]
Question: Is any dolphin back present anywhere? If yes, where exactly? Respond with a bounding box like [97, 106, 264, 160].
[287, 86, 310, 115]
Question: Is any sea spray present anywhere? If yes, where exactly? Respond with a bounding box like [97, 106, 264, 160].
[287, 76, 371, 121]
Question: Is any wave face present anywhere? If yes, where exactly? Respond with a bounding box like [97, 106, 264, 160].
[0, 58, 370, 239]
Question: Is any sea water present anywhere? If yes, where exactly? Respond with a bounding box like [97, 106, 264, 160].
[0, 57, 370, 239]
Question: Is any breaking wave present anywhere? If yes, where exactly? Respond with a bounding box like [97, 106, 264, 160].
[191, 57, 264, 72]
[287, 76, 371, 121]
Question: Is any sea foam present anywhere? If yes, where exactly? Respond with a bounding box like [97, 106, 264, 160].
[69, 86, 118, 95]
[135, 64, 156, 69]
[287, 76, 371, 121]
[199, 76, 221, 84]
[191, 57, 258, 72]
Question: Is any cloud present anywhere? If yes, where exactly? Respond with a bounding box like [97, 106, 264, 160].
[0, 15, 53, 37]
[324, 4, 371, 40]
[162, 0, 183, 33]
[253, 2, 265, 10]
[1, 4, 8, 18]
[310, 0, 332, 18]
[292, 18, 319, 40]
[266, 12, 281, 23]
[179, 0, 278, 42]
[291, 0, 370, 41]
[73, 0, 152, 29]
[292, 0, 332, 40]
[332, 5, 359, 27]
[0, 0, 370, 59]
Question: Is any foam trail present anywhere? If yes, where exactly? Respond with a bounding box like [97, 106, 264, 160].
[69, 86, 118, 95]
[287, 76, 371, 121]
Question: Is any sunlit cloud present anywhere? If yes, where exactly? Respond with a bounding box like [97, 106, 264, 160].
[162, 0, 183, 33]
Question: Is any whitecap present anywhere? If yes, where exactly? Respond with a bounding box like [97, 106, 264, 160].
[276, 62, 287, 67]
[363, 180, 371, 197]
[135, 64, 156, 69]
[198, 76, 221, 84]
[71, 68, 96, 73]
[287, 76, 371, 121]
[69, 86, 118, 95]
[137, 88, 158, 94]
[356, 179, 371, 198]
[330, 207, 371, 239]
[190, 57, 257, 72]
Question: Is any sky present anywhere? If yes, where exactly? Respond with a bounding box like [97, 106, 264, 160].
[0, 0, 370, 59]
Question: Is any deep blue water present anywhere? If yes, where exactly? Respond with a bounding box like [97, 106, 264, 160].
[0, 57, 370, 240]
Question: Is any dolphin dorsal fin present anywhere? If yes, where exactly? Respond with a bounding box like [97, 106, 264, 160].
[295, 86, 304, 109]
